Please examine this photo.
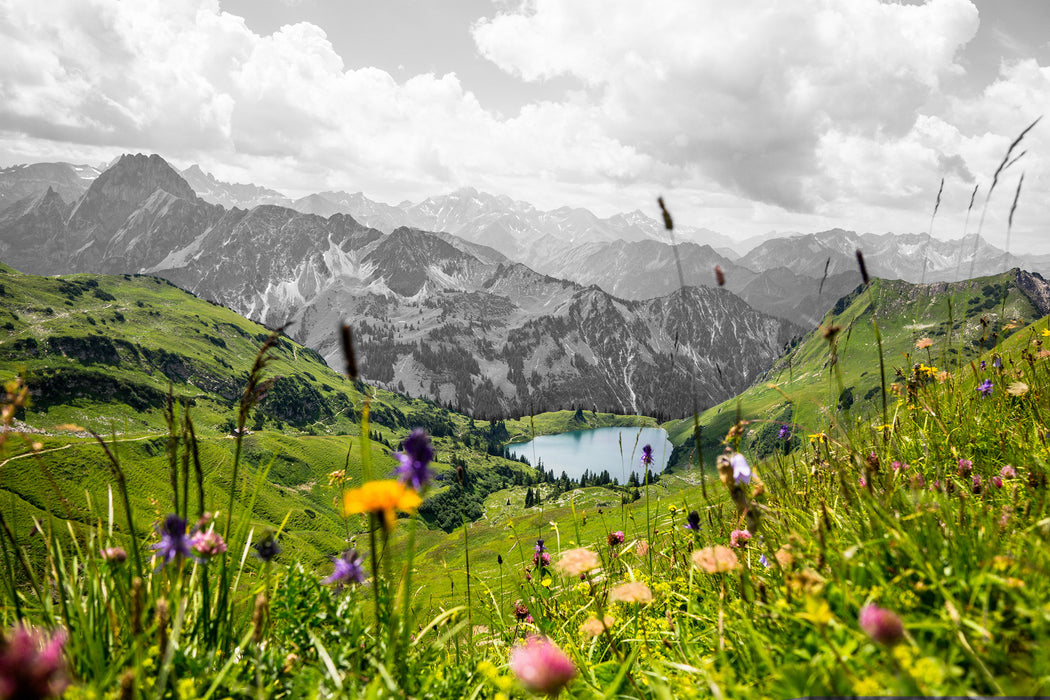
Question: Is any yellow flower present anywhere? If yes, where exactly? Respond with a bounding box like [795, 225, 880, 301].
[1042, 328, 1050, 337]
[808, 432, 827, 443]
[342, 479, 421, 531]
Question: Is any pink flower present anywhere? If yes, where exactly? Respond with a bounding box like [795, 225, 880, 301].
[509, 636, 575, 695]
[1000, 465, 1017, 479]
[858, 604, 904, 646]
[190, 530, 227, 560]
[991, 476, 1003, 489]
[101, 547, 127, 564]
[957, 459, 973, 475]
[0, 625, 69, 699]
[729, 529, 751, 548]
[607, 531, 625, 546]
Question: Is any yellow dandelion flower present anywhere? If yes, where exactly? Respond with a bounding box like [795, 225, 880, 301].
[808, 432, 827, 443]
[342, 479, 421, 531]
[1042, 328, 1050, 338]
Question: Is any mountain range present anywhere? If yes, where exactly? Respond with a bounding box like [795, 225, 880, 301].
[0, 154, 799, 418]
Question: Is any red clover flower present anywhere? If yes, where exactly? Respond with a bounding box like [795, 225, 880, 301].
[0, 625, 69, 699]
[858, 604, 904, 646]
[509, 636, 576, 696]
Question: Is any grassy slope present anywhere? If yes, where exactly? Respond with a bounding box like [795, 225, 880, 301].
[663, 271, 1048, 463]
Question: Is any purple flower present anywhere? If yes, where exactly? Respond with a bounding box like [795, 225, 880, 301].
[972, 474, 983, 493]
[957, 459, 973, 475]
[777, 425, 791, 440]
[993, 355, 1002, 369]
[980, 360, 987, 371]
[395, 428, 434, 491]
[323, 550, 366, 589]
[730, 453, 751, 484]
[991, 475, 1003, 489]
[607, 531, 625, 546]
[1000, 465, 1017, 479]
[684, 510, 701, 531]
[0, 625, 68, 699]
[514, 602, 529, 621]
[190, 531, 227, 560]
[640, 444, 654, 467]
[253, 533, 281, 563]
[509, 636, 576, 696]
[858, 604, 905, 646]
[759, 553, 770, 567]
[151, 515, 191, 568]
[534, 539, 546, 554]
[977, 379, 994, 397]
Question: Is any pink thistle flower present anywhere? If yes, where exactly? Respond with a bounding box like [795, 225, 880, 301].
[509, 636, 576, 696]
[957, 459, 973, 475]
[101, 547, 127, 564]
[729, 529, 751, 548]
[858, 604, 904, 646]
[0, 625, 69, 699]
[190, 530, 227, 560]
[607, 531, 625, 546]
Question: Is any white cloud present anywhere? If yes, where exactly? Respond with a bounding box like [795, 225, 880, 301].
[473, 0, 981, 211]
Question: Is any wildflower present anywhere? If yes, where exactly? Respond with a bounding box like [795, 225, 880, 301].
[667, 504, 678, 513]
[101, 547, 127, 564]
[634, 540, 649, 557]
[190, 530, 227, 560]
[992, 355, 1002, 369]
[640, 444, 654, 467]
[1000, 465, 1017, 479]
[525, 614, 534, 624]
[1007, 381, 1029, 396]
[972, 474, 983, 494]
[858, 604, 905, 646]
[342, 479, 422, 531]
[535, 539, 547, 554]
[777, 425, 791, 440]
[808, 432, 827, 443]
[253, 533, 281, 562]
[991, 475, 1003, 489]
[151, 515, 191, 568]
[323, 550, 365, 589]
[607, 531, 625, 546]
[609, 581, 653, 604]
[509, 636, 576, 696]
[891, 461, 905, 472]
[692, 545, 739, 573]
[957, 459, 973, 475]
[730, 529, 751, 548]
[977, 379, 993, 397]
[533, 551, 551, 567]
[579, 615, 614, 638]
[0, 625, 69, 699]
[980, 360, 987, 371]
[759, 553, 770, 568]
[553, 548, 600, 577]
[514, 602, 529, 621]
[395, 428, 434, 491]
[915, 337, 933, 349]
[498, 554, 503, 566]
[682, 510, 701, 532]
[730, 453, 751, 484]
[858, 475, 867, 487]
[774, 546, 795, 569]
[910, 473, 926, 490]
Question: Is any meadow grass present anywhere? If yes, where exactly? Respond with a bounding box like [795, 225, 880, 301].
[1, 306, 1048, 698]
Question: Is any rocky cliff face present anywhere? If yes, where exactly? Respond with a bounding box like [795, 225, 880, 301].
[0, 153, 802, 418]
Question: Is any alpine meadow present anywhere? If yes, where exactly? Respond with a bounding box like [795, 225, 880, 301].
[2, 2, 1050, 699]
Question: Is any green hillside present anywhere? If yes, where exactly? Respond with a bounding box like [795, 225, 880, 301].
[0, 263, 541, 566]
[665, 269, 1050, 464]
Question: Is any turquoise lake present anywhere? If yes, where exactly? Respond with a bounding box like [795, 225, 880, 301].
[506, 426, 673, 482]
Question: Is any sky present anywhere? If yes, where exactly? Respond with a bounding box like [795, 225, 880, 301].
[1, 0, 1048, 250]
